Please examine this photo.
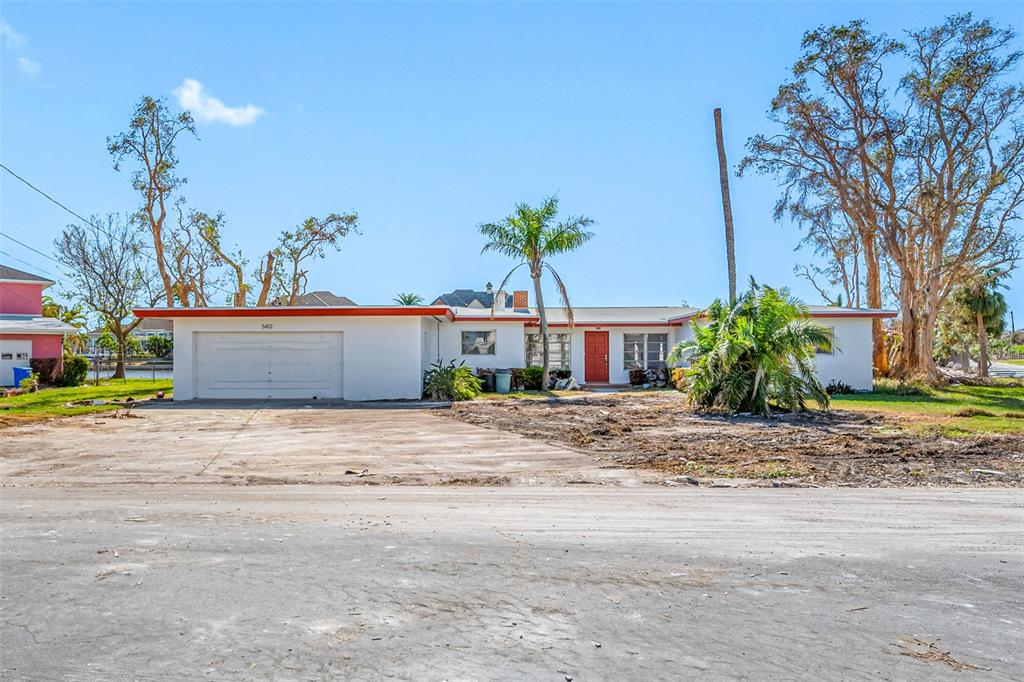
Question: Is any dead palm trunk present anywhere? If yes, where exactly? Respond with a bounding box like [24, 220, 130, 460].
[714, 108, 737, 305]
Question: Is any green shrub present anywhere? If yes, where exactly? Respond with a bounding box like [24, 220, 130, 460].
[670, 367, 688, 391]
[825, 379, 857, 395]
[144, 335, 173, 358]
[524, 366, 544, 390]
[19, 370, 39, 391]
[423, 360, 482, 401]
[872, 379, 929, 396]
[55, 355, 90, 387]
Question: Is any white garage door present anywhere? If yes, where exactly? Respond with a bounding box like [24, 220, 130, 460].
[1, 340, 32, 387]
[194, 332, 342, 399]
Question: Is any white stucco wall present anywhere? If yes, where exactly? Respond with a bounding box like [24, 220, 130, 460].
[559, 326, 683, 384]
[811, 317, 874, 390]
[437, 320, 527, 371]
[172, 315, 424, 401]
[674, 316, 875, 391]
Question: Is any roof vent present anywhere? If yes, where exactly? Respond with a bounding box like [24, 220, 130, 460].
[485, 281, 493, 294]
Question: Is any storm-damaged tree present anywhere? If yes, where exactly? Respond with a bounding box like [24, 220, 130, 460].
[742, 15, 1024, 382]
[192, 210, 254, 307]
[264, 213, 360, 306]
[479, 196, 594, 390]
[54, 215, 160, 379]
[108, 97, 197, 307]
[162, 201, 226, 308]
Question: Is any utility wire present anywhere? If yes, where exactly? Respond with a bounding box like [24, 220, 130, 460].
[0, 249, 57, 278]
[0, 230, 62, 265]
[0, 162, 101, 231]
[0, 161, 158, 265]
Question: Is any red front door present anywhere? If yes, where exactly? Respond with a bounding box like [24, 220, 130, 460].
[584, 331, 609, 383]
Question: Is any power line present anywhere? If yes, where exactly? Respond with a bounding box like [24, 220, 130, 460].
[0, 162, 101, 230]
[0, 249, 58, 278]
[0, 162, 158, 265]
[0, 230, 61, 265]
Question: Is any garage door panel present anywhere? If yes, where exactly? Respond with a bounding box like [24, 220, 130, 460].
[194, 332, 342, 399]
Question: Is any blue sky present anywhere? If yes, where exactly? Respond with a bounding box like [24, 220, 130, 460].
[1, 1, 1021, 323]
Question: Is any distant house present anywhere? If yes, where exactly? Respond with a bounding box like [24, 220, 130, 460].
[0, 265, 78, 386]
[433, 283, 515, 310]
[136, 282, 894, 400]
[85, 318, 173, 356]
[290, 291, 358, 307]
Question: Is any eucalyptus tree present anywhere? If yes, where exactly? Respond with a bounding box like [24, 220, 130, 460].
[479, 196, 594, 389]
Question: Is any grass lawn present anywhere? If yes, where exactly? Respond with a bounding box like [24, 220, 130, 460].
[830, 381, 1024, 434]
[1004, 359, 1024, 365]
[0, 379, 173, 427]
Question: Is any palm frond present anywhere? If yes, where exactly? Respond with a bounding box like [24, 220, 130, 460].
[544, 262, 574, 328]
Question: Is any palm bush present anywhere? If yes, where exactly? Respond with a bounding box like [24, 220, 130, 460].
[423, 360, 482, 401]
[668, 281, 833, 416]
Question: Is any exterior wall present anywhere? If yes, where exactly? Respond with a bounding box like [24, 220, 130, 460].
[675, 317, 875, 391]
[0, 333, 62, 358]
[812, 317, 874, 390]
[0, 283, 44, 315]
[561, 326, 683, 385]
[171, 316, 424, 401]
[438, 320, 527, 371]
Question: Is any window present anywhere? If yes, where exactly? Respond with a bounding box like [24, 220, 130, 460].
[624, 333, 669, 370]
[525, 333, 571, 370]
[461, 330, 496, 355]
[815, 327, 835, 355]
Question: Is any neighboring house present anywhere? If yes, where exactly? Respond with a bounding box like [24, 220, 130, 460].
[84, 318, 174, 356]
[0, 265, 78, 386]
[290, 291, 358, 307]
[433, 283, 515, 309]
[136, 287, 894, 401]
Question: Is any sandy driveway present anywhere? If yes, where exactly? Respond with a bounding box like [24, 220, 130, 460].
[0, 401, 653, 487]
[2, 486, 1021, 679]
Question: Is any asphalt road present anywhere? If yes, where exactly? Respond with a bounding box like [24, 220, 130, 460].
[2, 486, 1021, 680]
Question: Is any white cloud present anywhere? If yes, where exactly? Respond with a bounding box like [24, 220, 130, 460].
[17, 56, 40, 76]
[0, 18, 26, 49]
[173, 78, 265, 127]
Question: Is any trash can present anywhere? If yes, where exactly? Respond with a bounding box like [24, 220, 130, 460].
[12, 366, 32, 387]
[495, 370, 511, 394]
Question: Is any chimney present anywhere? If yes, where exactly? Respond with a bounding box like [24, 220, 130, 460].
[485, 281, 493, 294]
[513, 290, 529, 310]
[494, 289, 507, 312]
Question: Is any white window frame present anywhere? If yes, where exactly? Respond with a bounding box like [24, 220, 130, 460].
[624, 332, 669, 370]
[525, 332, 571, 370]
[461, 330, 497, 356]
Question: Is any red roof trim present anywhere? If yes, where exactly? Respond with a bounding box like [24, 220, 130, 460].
[134, 306, 452, 318]
[527, 322, 680, 328]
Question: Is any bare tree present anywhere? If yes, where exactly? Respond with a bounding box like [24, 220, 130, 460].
[53, 215, 159, 379]
[714, 108, 738, 304]
[266, 213, 359, 305]
[108, 97, 196, 307]
[743, 15, 1023, 381]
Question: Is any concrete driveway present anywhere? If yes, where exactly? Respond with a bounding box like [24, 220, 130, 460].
[0, 401, 653, 487]
[2, 486, 1021, 680]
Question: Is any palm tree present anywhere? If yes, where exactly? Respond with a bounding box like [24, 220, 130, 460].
[394, 292, 424, 306]
[953, 275, 1008, 378]
[669, 279, 832, 416]
[479, 196, 594, 389]
[713, 108, 737, 304]
[41, 294, 88, 327]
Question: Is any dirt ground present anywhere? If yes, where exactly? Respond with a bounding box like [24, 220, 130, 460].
[448, 393, 1024, 487]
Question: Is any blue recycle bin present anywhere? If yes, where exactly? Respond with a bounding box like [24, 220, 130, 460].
[12, 366, 32, 387]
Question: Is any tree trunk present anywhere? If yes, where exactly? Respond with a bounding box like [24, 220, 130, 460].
[976, 311, 989, 378]
[713, 108, 737, 304]
[256, 251, 276, 306]
[532, 270, 549, 391]
[112, 326, 127, 380]
[862, 235, 889, 376]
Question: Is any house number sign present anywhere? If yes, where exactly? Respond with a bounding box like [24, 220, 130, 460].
[261, 323, 274, 330]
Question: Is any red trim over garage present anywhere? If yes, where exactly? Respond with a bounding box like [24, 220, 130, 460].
[134, 306, 454, 318]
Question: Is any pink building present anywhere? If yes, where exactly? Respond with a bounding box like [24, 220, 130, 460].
[0, 265, 78, 386]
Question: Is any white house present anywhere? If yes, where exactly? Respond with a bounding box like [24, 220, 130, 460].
[135, 288, 894, 401]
